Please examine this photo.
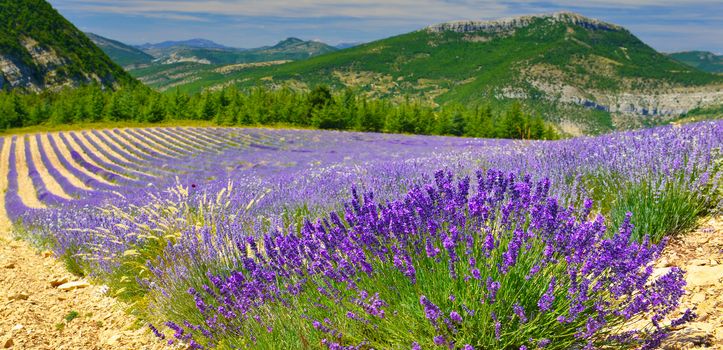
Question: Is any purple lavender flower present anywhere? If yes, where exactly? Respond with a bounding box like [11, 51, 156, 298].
[538, 277, 556, 312]
[513, 303, 528, 323]
[450, 311, 463, 324]
[420, 295, 441, 323]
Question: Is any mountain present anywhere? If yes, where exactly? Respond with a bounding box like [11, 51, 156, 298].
[137, 38, 230, 51]
[0, 0, 135, 91]
[168, 12, 721, 134]
[134, 37, 337, 65]
[335, 42, 364, 49]
[669, 51, 723, 74]
[126, 38, 338, 91]
[86, 32, 154, 68]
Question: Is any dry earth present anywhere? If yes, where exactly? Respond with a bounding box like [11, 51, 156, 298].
[0, 234, 168, 349]
[661, 216, 723, 350]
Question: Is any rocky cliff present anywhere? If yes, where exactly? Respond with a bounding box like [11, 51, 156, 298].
[0, 0, 134, 92]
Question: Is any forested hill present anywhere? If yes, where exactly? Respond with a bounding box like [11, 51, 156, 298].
[0, 0, 135, 92]
[178, 12, 722, 135]
[86, 33, 155, 68]
[669, 51, 723, 74]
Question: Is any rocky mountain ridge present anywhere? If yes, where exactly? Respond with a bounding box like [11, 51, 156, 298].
[0, 0, 133, 91]
[427, 11, 622, 34]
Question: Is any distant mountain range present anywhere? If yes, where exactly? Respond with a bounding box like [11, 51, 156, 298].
[86, 33, 339, 91]
[136, 38, 231, 51]
[0, 0, 133, 91]
[668, 51, 723, 73]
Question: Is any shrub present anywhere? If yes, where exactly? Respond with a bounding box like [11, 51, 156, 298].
[157, 169, 691, 349]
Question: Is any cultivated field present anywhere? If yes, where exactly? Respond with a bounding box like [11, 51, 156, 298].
[0, 122, 721, 349]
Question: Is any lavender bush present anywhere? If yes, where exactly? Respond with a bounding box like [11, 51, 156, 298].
[158, 169, 691, 349]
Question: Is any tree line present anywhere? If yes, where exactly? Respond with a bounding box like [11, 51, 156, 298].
[0, 84, 558, 140]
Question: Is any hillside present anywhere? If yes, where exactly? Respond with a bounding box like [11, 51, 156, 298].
[126, 37, 338, 91]
[0, 0, 135, 91]
[86, 32, 154, 68]
[166, 12, 722, 134]
[669, 51, 723, 73]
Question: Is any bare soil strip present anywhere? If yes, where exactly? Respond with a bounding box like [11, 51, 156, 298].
[48, 133, 114, 186]
[38, 134, 92, 191]
[27, 136, 72, 200]
[132, 129, 188, 157]
[83, 131, 133, 164]
[100, 130, 154, 160]
[62, 132, 132, 180]
[0, 139, 12, 233]
[15, 136, 46, 209]
[71, 132, 154, 179]
[152, 128, 214, 153]
[116, 129, 176, 158]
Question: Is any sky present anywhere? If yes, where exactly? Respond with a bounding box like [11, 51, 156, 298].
[48, 0, 723, 53]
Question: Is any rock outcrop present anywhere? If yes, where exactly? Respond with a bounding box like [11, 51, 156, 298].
[427, 12, 622, 34]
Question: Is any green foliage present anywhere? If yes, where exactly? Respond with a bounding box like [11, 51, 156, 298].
[147, 15, 721, 134]
[668, 51, 723, 74]
[0, 84, 559, 140]
[64, 311, 79, 322]
[85, 32, 154, 67]
[0, 0, 135, 89]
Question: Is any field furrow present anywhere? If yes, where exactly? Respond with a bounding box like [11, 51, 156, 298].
[0, 138, 10, 233]
[24, 137, 72, 207]
[134, 128, 192, 156]
[60, 132, 134, 183]
[14, 137, 47, 209]
[177, 128, 229, 151]
[70, 131, 156, 181]
[118, 129, 179, 159]
[37, 134, 93, 192]
[46, 133, 115, 189]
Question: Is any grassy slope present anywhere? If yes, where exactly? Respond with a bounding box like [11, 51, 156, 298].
[86, 33, 155, 67]
[669, 51, 723, 73]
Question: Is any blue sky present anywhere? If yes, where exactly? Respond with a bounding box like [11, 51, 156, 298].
[48, 0, 723, 53]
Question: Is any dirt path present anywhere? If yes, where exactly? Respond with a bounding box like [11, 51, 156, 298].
[0, 138, 165, 350]
[662, 215, 723, 349]
[0, 238, 168, 349]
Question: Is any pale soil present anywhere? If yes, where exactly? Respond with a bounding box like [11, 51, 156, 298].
[128, 128, 187, 157]
[27, 136, 72, 200]
[82, 131, 132, 164]
[14, 137, 46, 209]
[0, 238, 168, 350]
[153, 128, 213, 153]
[116, 129, 176, 158]
[145, 129, 196, 153]
[46, 133, 114, 186]
[38, 134, 92, 191]
[61, 132, 131, 181]
[661, 215, 723, 349]
[0, 137, 11, 232]
[70, 132, 154, 179]
[100, 130, 155, 159]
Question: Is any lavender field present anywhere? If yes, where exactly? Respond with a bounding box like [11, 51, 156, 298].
[1, 121, 721, 349]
